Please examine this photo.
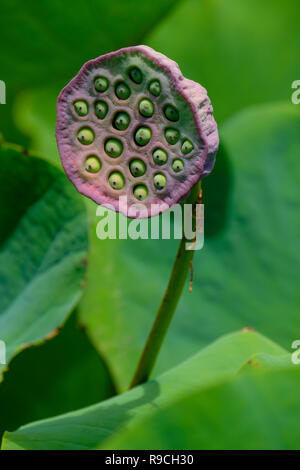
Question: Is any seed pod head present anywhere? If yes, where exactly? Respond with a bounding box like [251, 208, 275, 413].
[56, 45, 219, 218]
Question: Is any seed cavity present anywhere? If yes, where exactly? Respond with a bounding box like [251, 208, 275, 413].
[77, 127, 95, 145]
[85, 155, 101, 173]
[135, 126, 152, 146]
[74, 100, 88, 117]
[152, 148, 168, 165]
[129, 67, 143, 84]
[181, 139, 194, 154]
[105, 138, 123, 158]
[153, 173, 167, 190]
[94, 76, 109, 92]
[115, 82, 131, 100]
[108, 171, 125, 190]
[113, 111, 131, 130]
[165, 128, 180, 144]
[139, 98, 154, 118]
[148, 79, 161, 96]
[130, 159, 146, 177]
[94, 100, 108, 119]
[133, 184, 148, 201]
[164, 104, 179, 122]
[172, 159, 184, 173]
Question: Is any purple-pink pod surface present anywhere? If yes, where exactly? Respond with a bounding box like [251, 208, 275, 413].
[56, 45, 219, 218]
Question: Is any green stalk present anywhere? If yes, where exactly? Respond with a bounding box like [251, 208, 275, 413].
[129, 182, 201, 389]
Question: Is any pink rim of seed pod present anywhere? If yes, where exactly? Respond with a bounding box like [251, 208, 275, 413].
[56, 45, 219, 218]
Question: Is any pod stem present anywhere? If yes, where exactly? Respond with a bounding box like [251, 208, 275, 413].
[129, 181, 202, 389]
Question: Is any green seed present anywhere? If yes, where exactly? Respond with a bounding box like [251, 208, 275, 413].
[114, 112, 130, 130]
[135, 127, 152, 146]
[74, 100, 88, 116]
[94, 100, 108, 119]
[152, 148, 168, 165]
[105, 138, 123, 158]
[77, 127, 95, 145]
[153, 173, 167, 190]
[139, 98, 154, 117]
[108, 171, 125, 190]
[133, 184, 148, 201]
[115, 82, 131, 100]
[129, 67, 143, 84]
[181, 139, 194, 154]
[85, 155, 101, 173]
[165, 128, 180, 144]
[172, 159, 184, 172]
[94, 76, 109, 92]
[130, 159, 146, 177]
[148, 79, 161, 96]
[164, 104, 179, 121]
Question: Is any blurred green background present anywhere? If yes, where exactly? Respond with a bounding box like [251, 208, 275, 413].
[0, 0, 300, 450]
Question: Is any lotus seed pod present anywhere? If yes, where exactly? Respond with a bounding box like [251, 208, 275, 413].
[164, 104, 179, 122]
[95, 100, 108, 119]
[115, 82, 131, 100]
[181, 138, 194, 154]
[77, 127, 94, 145]
[148, 79, 161, 96]
[172, 159, 184, 173]
[153, 148, 168, 165]
[129, 67, 143, 84]
[113, 111, 130, 130]
[165, 128, 179, 145]
[134, 184, 148, 201]
[85, 155, 101, 173]
[56, 45, 219, 218]
[130, 159, 146, 177]
[154, 173, 167, 190]
[74, 100, 88, 116]
[94, 76, 109, 92]
[139, 98, 154, 117]
[105, 138, 123, 158]
[109, 171, 125, 190]
[135, 126, 152, 146]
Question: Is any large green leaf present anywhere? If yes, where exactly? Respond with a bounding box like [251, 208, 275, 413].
[0, 312, 116, 442]
[1, 330, 286, 450]
[78, 103, 300, 389]
[148, 0, 300, 122]
[13, 88, 61, 167]
[0, 0, 178, 89]
[0, 141, 88, 378]
[238, 352, 292, 375]
[106, 366, 300, 450]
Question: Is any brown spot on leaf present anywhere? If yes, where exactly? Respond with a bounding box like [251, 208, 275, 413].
[80, 256, 88, 266]
[46, 327, 60, 340]
[242, 327, 255, 332]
